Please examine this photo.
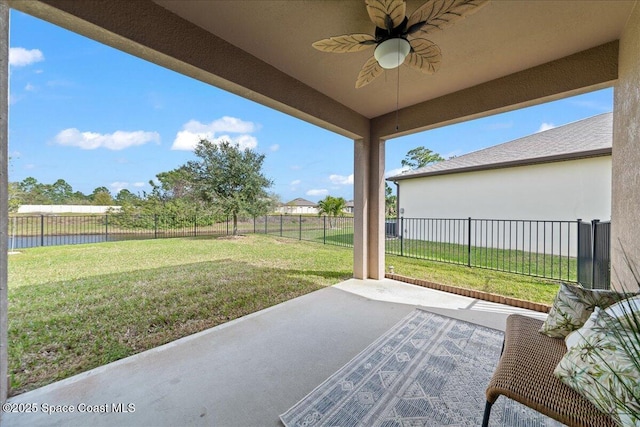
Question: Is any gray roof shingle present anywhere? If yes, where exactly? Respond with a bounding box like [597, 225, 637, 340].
[388, 112, 612, 181]
[285, 198, 317, 207]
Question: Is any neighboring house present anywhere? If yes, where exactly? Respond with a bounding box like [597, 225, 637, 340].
[387, 113, 612, 222]
[344, 200, 355, 214]
[275, 198, 319, 215]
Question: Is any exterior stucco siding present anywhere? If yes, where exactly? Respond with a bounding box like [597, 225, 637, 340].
[612, 1, 640, 290]
[397, 157, 611, 221]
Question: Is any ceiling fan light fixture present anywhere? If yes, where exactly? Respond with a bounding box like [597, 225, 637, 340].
[374, 37, 410, 69]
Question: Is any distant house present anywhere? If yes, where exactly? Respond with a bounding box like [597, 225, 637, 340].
[387, 113, 612, 222]
[275, 198, 318, 215]
[344, 200, 355, 214]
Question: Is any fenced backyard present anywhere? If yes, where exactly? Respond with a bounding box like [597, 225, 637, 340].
[7, 213, 609, 285]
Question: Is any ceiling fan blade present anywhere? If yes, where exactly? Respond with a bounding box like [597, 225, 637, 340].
[312, 34, 377, 53]
[406, 0, 489, 38]
[365, 0, 407, 31]
[356, 56, 383, 88]
[406, 38, 442, 74]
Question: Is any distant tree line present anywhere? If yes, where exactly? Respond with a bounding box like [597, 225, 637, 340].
[10, 139, 280, 235]
[9, 177, 117, 210]
[10, 142, 443, 229]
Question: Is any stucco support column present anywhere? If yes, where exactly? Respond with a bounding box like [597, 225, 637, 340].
[353, 134, 386, 280]
[368, 135, 385, 280]
[612, 1, 640, 291]
[353, 139, 368, 279]
[0, 0, 9, 404]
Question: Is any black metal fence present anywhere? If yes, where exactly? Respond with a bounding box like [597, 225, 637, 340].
[257, 214, 354, 247]
[577, 219, 611, 289]
[7, 214, 233, 249]
[386, 217, 578, 282]
[6, 214, 354, 250]
[7, 213, 611, 285]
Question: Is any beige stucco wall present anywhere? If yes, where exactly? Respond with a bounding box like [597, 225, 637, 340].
[398, 157, 612, 222]
[612, 2, 640, 291]
[397, 157, 612, 258]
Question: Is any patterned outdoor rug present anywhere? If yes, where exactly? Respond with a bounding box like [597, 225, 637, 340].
[280, 309, 563, 427]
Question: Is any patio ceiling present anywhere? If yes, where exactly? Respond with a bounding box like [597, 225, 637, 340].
[9, 0, 635, 139]
[155, 0, 629, 118]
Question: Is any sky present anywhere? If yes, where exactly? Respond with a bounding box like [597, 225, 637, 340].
[8, 10, 613, 203]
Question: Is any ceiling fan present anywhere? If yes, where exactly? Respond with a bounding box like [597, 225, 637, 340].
[313, 0, 489, 88]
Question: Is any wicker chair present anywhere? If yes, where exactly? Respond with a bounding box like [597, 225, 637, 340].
[482, 314, 616, 427]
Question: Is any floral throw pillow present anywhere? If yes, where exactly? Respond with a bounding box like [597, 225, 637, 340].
[539, 283, 633, 338]
[554, 307, 640, 426]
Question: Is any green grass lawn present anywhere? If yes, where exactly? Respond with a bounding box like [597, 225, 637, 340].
[7, 234, 559, 395]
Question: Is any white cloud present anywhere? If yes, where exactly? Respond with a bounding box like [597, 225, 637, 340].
[385, 167, 410, 178]
[55, 128, 160, 150]
[290, 179, 301, 186]
[307, 189, 329, 197]
[133, 182, 146, 188]
[270, 144, 280, 152]
[25, 83, 36, 92]
[329, 174, 354, 185]
[537, 122, 556, 133]
[290, 165, 302, 170]
[171, 117, 259, 151]
[110, 182, 129, 192]
[9, 47, 44, 67]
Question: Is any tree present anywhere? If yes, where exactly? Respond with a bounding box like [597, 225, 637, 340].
[68, 191, 91, 205]
[317, 195, 347, 227]
[401, 146, 444, 169]
[385, 183, 397, 217]
[47, 179, 74, 204]
[115, 189, 140, 206]
[91, 187, 113, 206]
[186, 139, 273, 235]
[18, 177, 49, 204]
[8, 182, 22, 213]
[151, 166, 195, 202]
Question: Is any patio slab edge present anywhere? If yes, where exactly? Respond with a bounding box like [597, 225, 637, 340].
[385, 273, 552, 313]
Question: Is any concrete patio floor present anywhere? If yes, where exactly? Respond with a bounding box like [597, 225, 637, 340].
[3, 278, 547, 427]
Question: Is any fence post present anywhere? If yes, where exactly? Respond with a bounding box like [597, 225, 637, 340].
[280, 215, 283, 237]
[576, 219, 582, 285]
[591, 219, 600, 288]
[467, 217, 472, 267]
[400, 217, 404, 257]
[40, 215, 44, 247]
[154, 214, 158, 239]
[194, 214, 197, 237]
[253, 217, 256, 234]
[299, 215, 302, 240]
[105, 214, 109, 241]
[323, 216, 326, 244]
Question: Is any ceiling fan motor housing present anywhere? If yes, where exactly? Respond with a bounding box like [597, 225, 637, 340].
[374, 38, 411, 69]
